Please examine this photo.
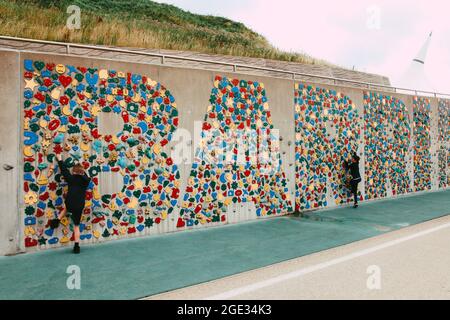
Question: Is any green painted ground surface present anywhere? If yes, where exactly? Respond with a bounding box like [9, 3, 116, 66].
[0, 190, 449, 300]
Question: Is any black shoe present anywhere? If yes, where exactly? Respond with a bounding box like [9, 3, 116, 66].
[353, 204, 358, 208]
[73, 243, 80, 254]
[50, 219, 60, 229]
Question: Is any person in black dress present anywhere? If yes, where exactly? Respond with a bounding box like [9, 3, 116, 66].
[344, 153, 361, 208]
[50, 153, 91, 254]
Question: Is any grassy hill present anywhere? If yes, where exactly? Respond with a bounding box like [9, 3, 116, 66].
[0, 0, 330, 66]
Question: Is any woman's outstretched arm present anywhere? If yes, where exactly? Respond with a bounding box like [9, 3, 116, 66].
[81, 171, 91, 188]
[56, 154, 72, 182]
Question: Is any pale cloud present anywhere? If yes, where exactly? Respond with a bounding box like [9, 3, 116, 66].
[155, 0, 450, 93]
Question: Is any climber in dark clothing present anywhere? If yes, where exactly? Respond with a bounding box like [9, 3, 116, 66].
[50, 153, 91, 254]
[344, 153, 362, 208]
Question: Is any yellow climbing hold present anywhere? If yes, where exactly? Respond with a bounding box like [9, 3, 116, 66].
[37, 172, 48, 186]
[134, 179, 143, 189]
[112, 136, 120, 144]
[60, 236, 70, 244]
[80, 142, 90, 152]
[55, 64, 65, 74]
[91, 105, 101, 116]
[60, 217, 69, 226]
[23, 146, 33, 157]
[127, 198, 138, 209]
[62, 105, 71, 116]
[24, 192, 38, 205]
[25, 226, 35, 236]
[99, 69, 108, 79]
[39, 119, 48, 128]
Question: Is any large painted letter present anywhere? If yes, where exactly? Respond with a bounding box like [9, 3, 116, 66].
[294, 84, 361, 211]
[364, 92, 411, 199]
[412, 96, 431, 191]
[178, 76, 292, 228]
[438, 99, 449, 188]
[22, 60, 180, 249]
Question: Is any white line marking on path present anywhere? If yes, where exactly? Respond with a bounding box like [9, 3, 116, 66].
[206, 221, 450, 300]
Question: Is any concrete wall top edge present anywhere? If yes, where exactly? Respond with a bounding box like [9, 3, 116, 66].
[10, 49, 440, 101]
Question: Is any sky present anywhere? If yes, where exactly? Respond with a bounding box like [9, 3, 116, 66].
[154, 0, 450, 94]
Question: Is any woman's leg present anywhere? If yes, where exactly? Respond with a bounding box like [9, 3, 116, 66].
[71, 211, 81, 243]
[351, 181, 358, 205]
[73, 225, 80, 243]
[71, 211, 82, 253]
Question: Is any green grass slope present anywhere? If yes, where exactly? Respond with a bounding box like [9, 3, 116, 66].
[0, 0, 330, 65]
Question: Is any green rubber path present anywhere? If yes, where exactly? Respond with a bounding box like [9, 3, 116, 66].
[1, 190, 449, 300]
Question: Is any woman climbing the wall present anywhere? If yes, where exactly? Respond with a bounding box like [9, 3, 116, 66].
[344, 153, 361, 209]
[50, 153, 91, 254]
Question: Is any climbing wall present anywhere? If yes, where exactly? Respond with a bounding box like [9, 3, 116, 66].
[294, 84, 361, 211]
[22, 60, 180, 249]
[413, 96, 432, 191]
[363, 92, 412, 199]
[7, 51, 448, 255]
[178, 76, 292, 228]
[438, 99, 450, 188]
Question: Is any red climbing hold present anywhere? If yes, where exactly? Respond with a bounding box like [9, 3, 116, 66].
[176, 218, 186, 228]
[25, 237, 38, 247]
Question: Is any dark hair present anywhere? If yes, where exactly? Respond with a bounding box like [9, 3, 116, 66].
[352, 153, 360, 162]
[72, 164, 85, 175]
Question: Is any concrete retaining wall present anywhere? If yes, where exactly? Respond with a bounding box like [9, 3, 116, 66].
[0, 50, 20, 255]
[0, 49, 448, 255]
